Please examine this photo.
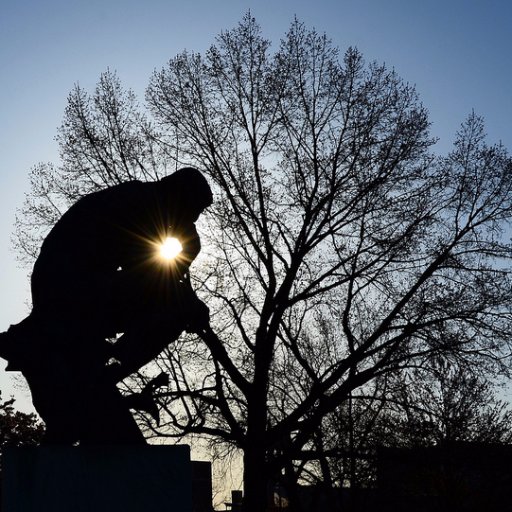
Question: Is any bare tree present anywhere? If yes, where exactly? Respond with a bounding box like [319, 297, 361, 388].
[13, 14, 512, 512]
[13, 69, 167, 264]
[288, 360, 512, 506]
[383, 360, 512, 447]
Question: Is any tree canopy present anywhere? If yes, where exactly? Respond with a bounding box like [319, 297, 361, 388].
[0, 393, 44, 448]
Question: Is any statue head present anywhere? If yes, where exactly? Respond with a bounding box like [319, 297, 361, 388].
[159, 167, 213, 222]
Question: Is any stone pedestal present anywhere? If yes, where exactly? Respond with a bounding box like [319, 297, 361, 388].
[1, 445, 191, 512]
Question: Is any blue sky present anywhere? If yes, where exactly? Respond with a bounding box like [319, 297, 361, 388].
[1, 0, 511, 410]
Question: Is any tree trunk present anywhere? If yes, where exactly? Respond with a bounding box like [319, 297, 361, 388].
[243, 380, 269, 512]
[243, 441, 269, 512]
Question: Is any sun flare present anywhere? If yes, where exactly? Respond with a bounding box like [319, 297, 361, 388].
[159, 237, 183, 260]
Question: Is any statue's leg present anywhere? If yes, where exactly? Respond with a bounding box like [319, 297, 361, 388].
[107, 317, 186, 384]
[22, 353, 83, 445]
[106, 281, 210, 384]
[69, 336, 147, 445]
[78, 377, 146, 445]
[19, 330, 146, 445]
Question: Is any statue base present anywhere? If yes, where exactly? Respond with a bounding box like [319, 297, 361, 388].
[1, 445, 192, 512]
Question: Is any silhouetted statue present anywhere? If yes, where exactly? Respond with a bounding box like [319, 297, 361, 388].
[0, 167, 212, 445]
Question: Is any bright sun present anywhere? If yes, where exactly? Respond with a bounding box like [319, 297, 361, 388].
[159, 237, 183, 260]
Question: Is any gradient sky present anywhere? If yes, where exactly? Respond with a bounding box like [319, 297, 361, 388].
[1, 0, 511, 411]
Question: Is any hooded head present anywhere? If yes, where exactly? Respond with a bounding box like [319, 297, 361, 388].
[159, 167, 213, 222]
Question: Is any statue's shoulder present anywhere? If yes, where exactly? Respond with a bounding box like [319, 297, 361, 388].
[84, 180, 151, 208]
